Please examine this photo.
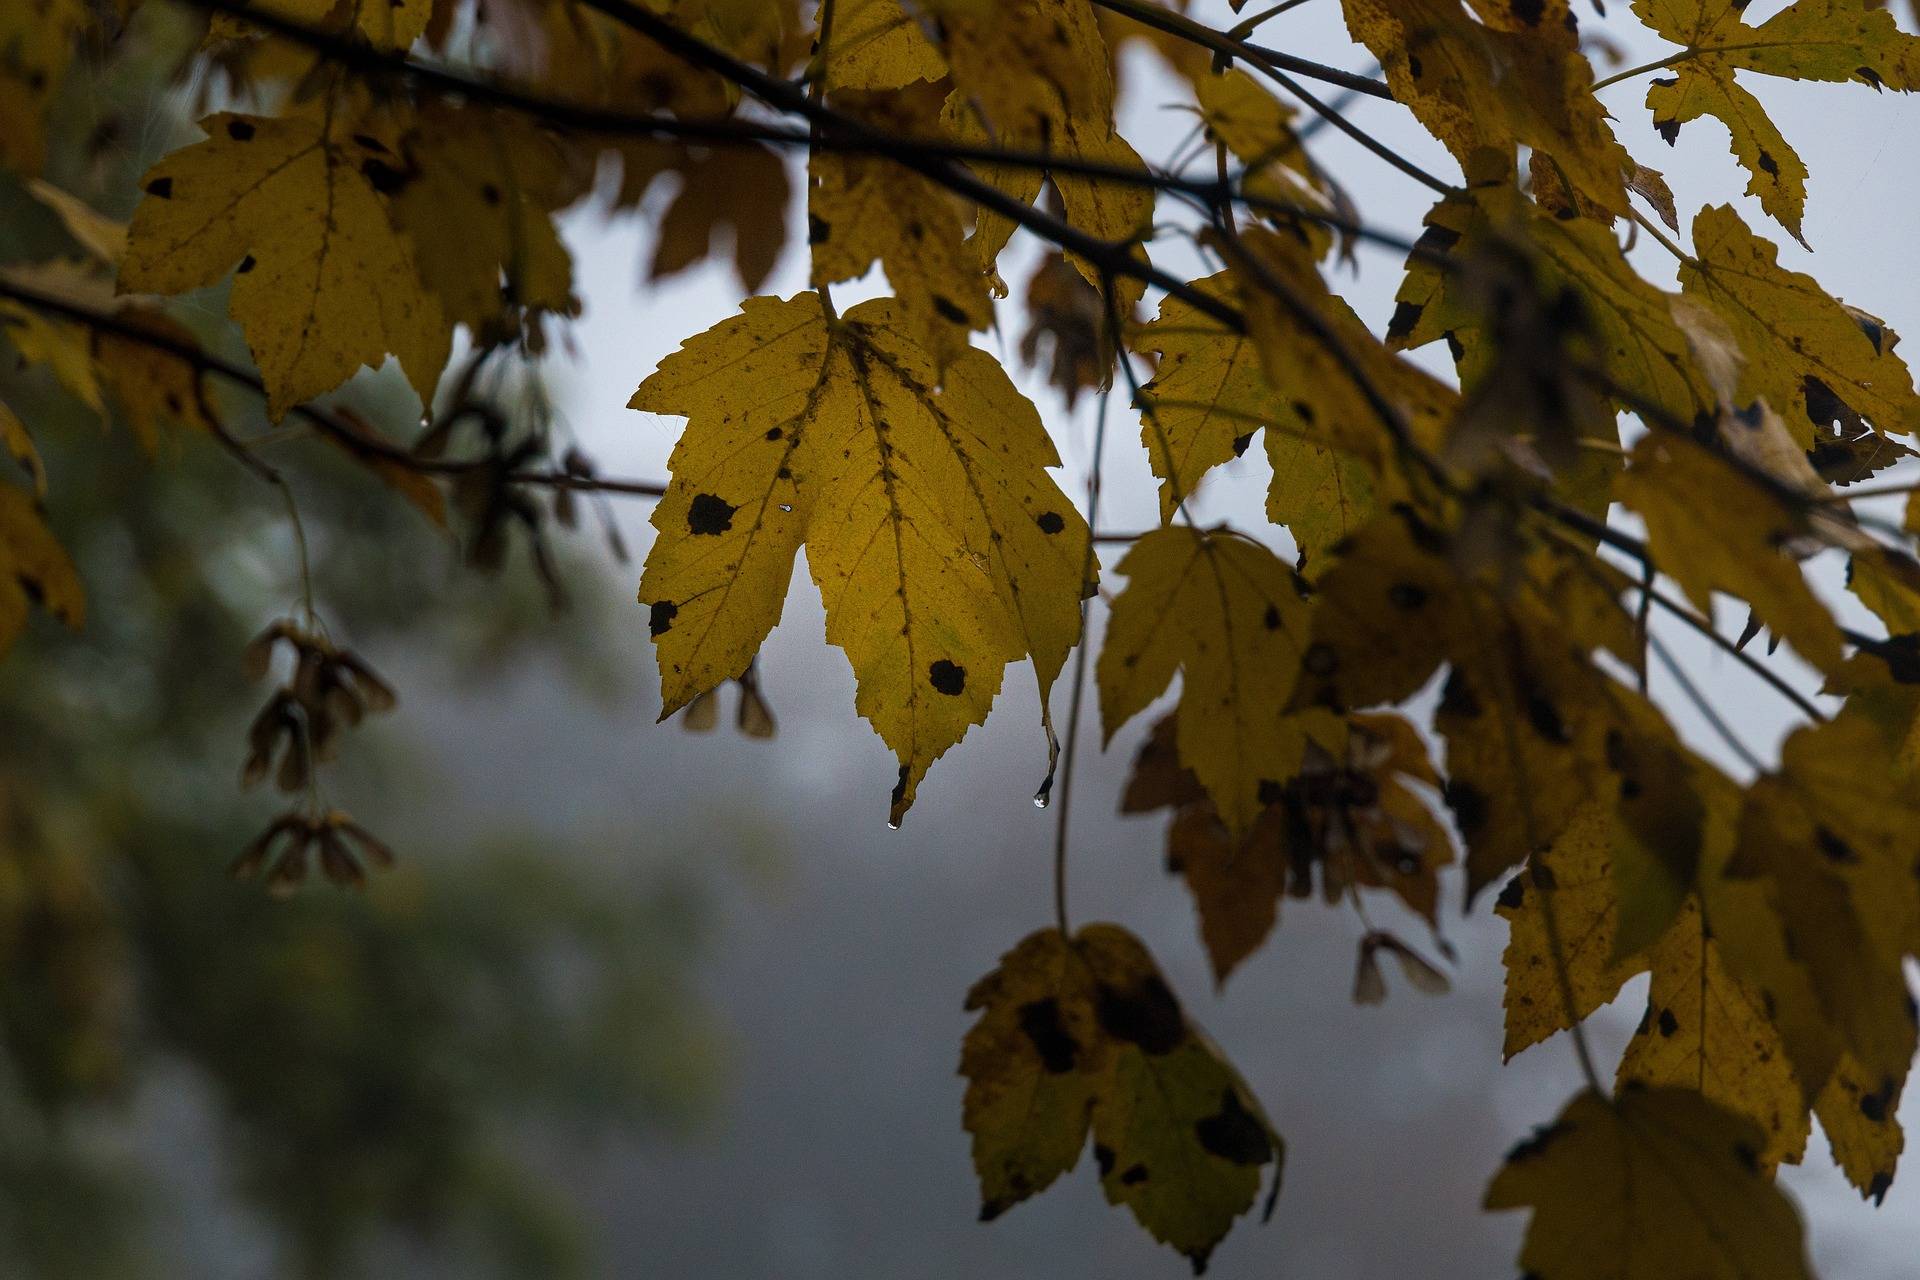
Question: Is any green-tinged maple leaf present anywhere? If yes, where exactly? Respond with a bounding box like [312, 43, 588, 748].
[1634, 0, 1920, 240]
[1486, 1088, 1813, 1280]
[120, 108, 449, 419]
[1097, 525, 1312, 837]
[959, 927, 1105, 1220]
[0, 483, 83, 656]
[633, 292, 1089, 825]
[960, 924, 1281, 1271]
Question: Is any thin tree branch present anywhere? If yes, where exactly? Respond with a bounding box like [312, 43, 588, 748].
[1090, 0, 1394, 100]
[0, 275, 667, 499]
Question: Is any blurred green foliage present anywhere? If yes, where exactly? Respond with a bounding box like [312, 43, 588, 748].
[0, 12, 722, 1278]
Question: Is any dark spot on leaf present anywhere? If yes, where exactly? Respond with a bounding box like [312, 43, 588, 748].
[361, 158, 408, 195]
[929, 660, 966, 696]
[1387, 300, 1423, 341]
[1658, 1008, 1679, 1037]
[1037, 511, 1066, 535]
[1496, 876, 1525, 910]
[1815, 825, 1858, 865]
[145, 176, 172, 199]
[765, 426, 783, 441]
[1096, 974, 1184, 1055]
[1257, 778, 1283, 806]
[1734, 1141, 1760, 1174]
[686, 492, 736, 536]
[648, 600, 678, 636]
[236, 254, 256, 274]
[1869, 1172, 1892, 1205]
[1119, 1163, 1149, 1185]
[1387, 582, 1426, 610]
[1860, 1077, 1894, 1123]
[808, 213, 830, 245]
[226, 119, 255, 141]
[1094, 1143, 1115, 1177]
[933, 295, 970, 325]
[1195, 1088, 1272, 1166]
[1263, 604, 1281, 630]
[1017, 998, 1078, 1073]
[1757, 150, 1778, 177]
[1231, 432, 1253, 457]
[1523, 689, 1569, 744]
[480, 182, 502, 205]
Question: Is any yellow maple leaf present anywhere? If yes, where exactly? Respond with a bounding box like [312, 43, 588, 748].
[808, 85, 993, 368]
[248, 0, 436, 50]
[1097, 525, 1312, 836]
[0, 483, 83, 658]
[1680, 205, 1920, 445]
[120, 109, 449, 420]
[1634, 0, 1920, 240]
[1342, 0, 1633, 214]
[825, 0, 945, 91]
[634, 293, 1089, 824]
[0, 0, 84, 177]
[1487, 1087, 1812, 1280]
[389, 106, 585, 338]
[1390, 180, 1717, 434]
[1617, 431, 1845, 675]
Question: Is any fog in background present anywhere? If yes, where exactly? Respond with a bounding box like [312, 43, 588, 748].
[365, 3, 1920, 1274]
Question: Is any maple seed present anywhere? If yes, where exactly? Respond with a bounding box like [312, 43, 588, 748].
[929, 659, 967, 696]
[685, 493, 736, 536]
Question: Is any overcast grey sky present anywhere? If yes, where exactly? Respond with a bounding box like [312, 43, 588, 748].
[416, 3, 1920, 1274]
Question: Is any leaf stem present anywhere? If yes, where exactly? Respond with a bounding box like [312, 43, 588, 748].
[1591, 49, 1695, 92]
[1051, 371, 1116, 935]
